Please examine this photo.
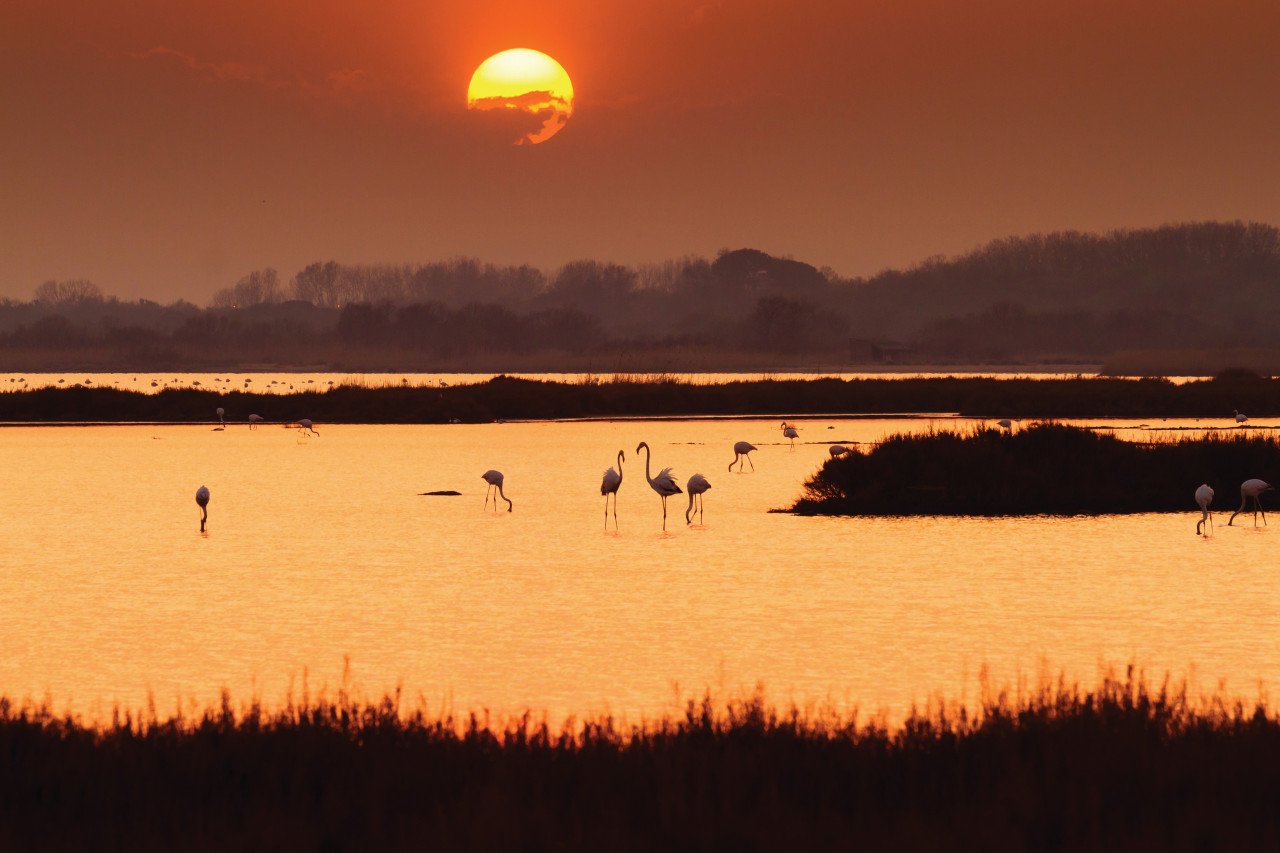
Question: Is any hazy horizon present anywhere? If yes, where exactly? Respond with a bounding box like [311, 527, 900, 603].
[5, 0, 1280, 302]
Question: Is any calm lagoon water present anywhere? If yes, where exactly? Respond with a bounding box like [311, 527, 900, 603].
[1, 416, 1276, 723]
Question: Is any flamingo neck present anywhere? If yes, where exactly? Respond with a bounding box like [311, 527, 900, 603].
[617, 451, 624, 483]
[498, 484, 512, 511]
[641, 444, 654, 485]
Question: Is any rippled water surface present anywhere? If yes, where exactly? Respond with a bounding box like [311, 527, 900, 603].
[1, 417, 1277, 722]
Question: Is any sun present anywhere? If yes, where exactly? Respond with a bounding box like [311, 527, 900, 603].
[467, 49, 574, 145]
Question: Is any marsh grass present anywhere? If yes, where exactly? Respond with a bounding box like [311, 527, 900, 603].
[4, 373, 1280, 423]
[2, 669, 1279, 850]
[792, 422, 1280, 516]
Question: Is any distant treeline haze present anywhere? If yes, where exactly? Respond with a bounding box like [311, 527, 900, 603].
[3, 221, 1279, 370]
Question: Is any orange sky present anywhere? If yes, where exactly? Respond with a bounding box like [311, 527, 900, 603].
[2, 0, 1279, 301]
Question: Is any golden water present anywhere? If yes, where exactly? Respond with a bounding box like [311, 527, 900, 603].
[0, 417, 1275, 722]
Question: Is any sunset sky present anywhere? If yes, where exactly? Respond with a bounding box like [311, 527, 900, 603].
[3, 0, 1279, 302]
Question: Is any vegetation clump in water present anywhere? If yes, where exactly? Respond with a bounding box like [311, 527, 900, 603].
[1, 671, 1279, 849]
[790, 423, 1280, 516]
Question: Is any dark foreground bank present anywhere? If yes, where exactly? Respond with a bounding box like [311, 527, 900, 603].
[2, 673, 1277, 851]
[790, 423, 1280, 516]
[2, 371, 1280, 422]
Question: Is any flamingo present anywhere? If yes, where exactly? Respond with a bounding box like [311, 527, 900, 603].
[685, 474, 711, 525]
[1228, 479, 1273, 527]
[482, 469, 513, 512]
[1234, 410, 1248, 425]
[636, 441, 682, 531]
[730, 441, 756, 472]
[829, 444, 851, 458]
[601, 450, 624, 530]
[780, 422, 799, 449]
[1195, 483, 1214, 536]
[996, 419, 1013, 430]
[248, 414, 263, 429]
[195, 485, 210, 532]
[214, 407, 226, 431]
[297, 419, 319, 436]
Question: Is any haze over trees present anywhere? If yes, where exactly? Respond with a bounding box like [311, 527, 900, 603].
[2, 221, 1278, 371]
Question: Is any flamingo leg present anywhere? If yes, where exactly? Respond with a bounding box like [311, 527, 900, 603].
[661, 496, 667, 531]
[484, 484, 491, 511]
[748, 455, 755, 471]
[613, 494, 619, 530]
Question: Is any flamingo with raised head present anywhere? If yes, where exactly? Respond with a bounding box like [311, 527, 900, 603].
[1234, 410, 1248, 425]
[636, 442, 682, 531]
[601, 450, 624, 530]
[482, 469, 513, 512]
[780, 422, 799, 449]
[1195, 483, 1214, 536]
[729, 441, 756, 472]
[685, 474, 710, 525]
[195, 485, 210, 532]
[1228, 479, 1273, 527]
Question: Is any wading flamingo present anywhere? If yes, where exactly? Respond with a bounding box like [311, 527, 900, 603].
[1195, 483, 1214, 536]
[195, 485, 210, 532]
[1234, 410, 1248, 425]
[1228, 479, 1273, 527]
[996, 419, 1013, 430]
[780, 422, 799, 449]
[636, 441, 682, 531]
[482, 469, 513, 512]
[685, 474, 711, 525]
[601, 450, 624, 530]
[730, 441, 756, 472]
[248, 414, 263, 429]
[829, 445, 850, 458]
[297, 419, 319, 436]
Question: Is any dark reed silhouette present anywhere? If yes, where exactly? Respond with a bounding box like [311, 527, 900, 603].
[791, 423, 1280, 516]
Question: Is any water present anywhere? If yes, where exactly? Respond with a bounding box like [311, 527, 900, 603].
[1, 417, 1276, 723]
[0, 370, 1208, 396]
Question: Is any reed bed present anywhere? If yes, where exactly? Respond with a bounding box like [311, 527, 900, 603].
[2, 372, 1280, 423]
[791, 423, 1280, 516]
[2, 671, 1278, 850]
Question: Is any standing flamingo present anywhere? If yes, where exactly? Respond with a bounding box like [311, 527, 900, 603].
[635, 441, 682, 531]
[1195, 483, 1214, 536]
[195, 485, 210, 532]
[729, 441, 756, 472]
[780, 422, 799, 449]
[1228, 479, 1273, 526]
[601, 450, 624, 530]
[829, 445, 850, 458]
[996, 419, 1013, 430]
[685, 474, 711, 525]
[248, 414, 263, 429]
[482, 469, 513, 512]
[297, 419, 319, 436]
[212, 407, 226, 431]
[1234, 410, 1248, 425]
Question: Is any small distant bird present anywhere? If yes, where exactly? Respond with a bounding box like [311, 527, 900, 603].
[214, 407, 226, 430]
[1195, 483, 1214, 536]
[829, 444, 850, 458]
[195, 485, 210, 532]
[1228, 479, 1273, 526]
[636, 441, 682, 531]
[601, 450, 624, 530]
[729, 441, 756, 472]
[1234, 410, 1248, 425]
[482, 469, 513, 512]
[248, 414, 263, 430]
[297, 419, 319, 436]
[781, 422, 799, 449]
[996, 419, 1013, 430]
[685, 474, 711, 525]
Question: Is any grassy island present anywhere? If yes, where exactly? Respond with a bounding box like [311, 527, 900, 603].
[3, 372, 1280, 423]
[789, 423, 1280, 516]
[2, 673, 1279, 850]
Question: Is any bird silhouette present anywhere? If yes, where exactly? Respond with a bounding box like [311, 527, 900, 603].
[601, 450, 624, 530]
[213, 407, 226, 431]
[1228, 479, 1272, 526]
[636, 441, 682, 531]
[729, 441, 756, 472]
[780, 422, 799, 449]
[482, 469, 513, 512]
[996, 419, 1013, 430]
[1234, 410, 1248, 425]
[297, 419, 319, 436]
[829, 444, 850, 458]
[1195, 483, 1214, 536]
[195, 485, 210, 532]
[248, 414, 263, 430]
[685, 474, 711, 525]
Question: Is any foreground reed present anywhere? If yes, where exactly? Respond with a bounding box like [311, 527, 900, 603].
[3, 671, 1280, 850]
[791, 423, 1280, 516]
